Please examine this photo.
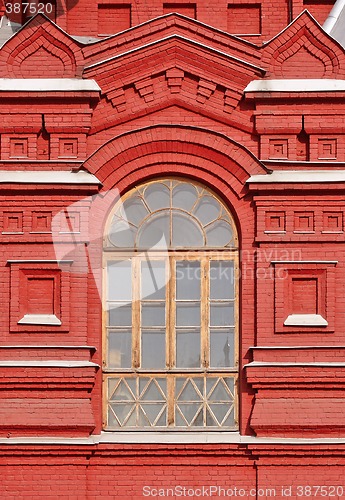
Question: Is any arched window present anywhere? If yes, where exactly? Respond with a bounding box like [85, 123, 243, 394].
[103, 179, 239, 429]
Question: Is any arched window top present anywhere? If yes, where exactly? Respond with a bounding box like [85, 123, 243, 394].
[105, 179, 238, 250]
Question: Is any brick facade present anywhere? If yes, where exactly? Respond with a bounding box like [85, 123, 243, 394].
[0, 0, 344, 498]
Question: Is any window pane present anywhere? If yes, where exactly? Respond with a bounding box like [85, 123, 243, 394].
[141, 330, 165, 370]
[176, 329, 201, 368]
[108, 330, 132, 368]
[109, 219, 136, 247]
[141, 261, 166, 300]
[172, 183, 198, 211]
[141, 330, 166, 369]
[210, 261, 235, 299]
[210, 303, 235, 326]
[107, 261, 132, 301]
[138, 212, 170, 248]
[206, 220, 233, 247]
[123, 197, 149, 226]
[176, 261, 200, 300]
[210, 328, 235, 367]
[145, 182, 170, 211]
[193, 196, 221, 225]
[176, 302, 200, 326]
[142, 303, 165, 327]
[108, 303, 132, 327]
[172, 212, 204, 247]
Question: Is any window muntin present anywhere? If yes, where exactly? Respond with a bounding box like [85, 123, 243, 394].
[103, 179, 238, 430]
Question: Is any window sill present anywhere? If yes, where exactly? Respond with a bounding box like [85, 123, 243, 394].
[284, 314, 328, 327]
[99, 430, 241, 444]
[18, 314, 61, 326]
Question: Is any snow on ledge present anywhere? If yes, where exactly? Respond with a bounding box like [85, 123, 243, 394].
[0, 78, 101, 92]
[247, 170, 345, 183]
[0, 170, 100, 184]
[245, 79, 345, 93]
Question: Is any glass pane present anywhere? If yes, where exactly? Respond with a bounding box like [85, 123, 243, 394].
[123, 197, 149, 226]
[107, 261, 132, 301]
[172, 183, 198, 211]
[108, 330, 132, 368]
[138, 212, 170, 249]
[111, 402, 135, 426]
[172, 212, 204, 247]
[210, 261, 235, 299]
[109, 219, 136, 247]
[210, 303, 235, 326]
[141, 379, 165, 401]
[109, 379, 134, 401]
[177, 380, 202, 401]
[108, 303, 132, 326]
[145, 182, 170, 211]
[141, 330, 166, 369]
[176, 302, 200, 326]
[206, 220, 233, 247]
[141, 261, 166, 300]
[142, 303, 165, 327]
[193, 196, 221, 225]
[210, 329, 235, 368]
[140, 403, 165, 425]
[209, 404, 230, 425]
[176, 261, 200, 300]
[176, 329, 201, 368]
[177, 403, 202, 425]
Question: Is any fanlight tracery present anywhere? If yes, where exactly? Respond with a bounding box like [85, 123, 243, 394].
[105, 179, 238, 250]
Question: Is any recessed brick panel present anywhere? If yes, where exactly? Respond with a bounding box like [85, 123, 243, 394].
[227, 4, 261, 34]
[98, 4, 131, 34]
[163, 3, 196, 18]
[274, 263, 336, 334]
[27, 277, 55, 315]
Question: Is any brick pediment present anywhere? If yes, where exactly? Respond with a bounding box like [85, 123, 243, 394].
[0, 15, 84, 78]
[84, 35, 265, 121]
[263, 11, 345, 79]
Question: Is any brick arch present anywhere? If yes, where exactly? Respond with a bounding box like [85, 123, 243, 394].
[6, 28, 76, 78]
[83, 125, 268, 199]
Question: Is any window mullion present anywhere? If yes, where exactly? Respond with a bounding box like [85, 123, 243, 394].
[132, 257, 140, 369]
[201, 257, 210, 369]
[168, 256, 176, 370]
[167, 255, 175, 426]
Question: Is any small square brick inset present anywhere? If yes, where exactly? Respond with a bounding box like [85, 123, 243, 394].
[60, 212, 81, 233]
[10, 138, 28, 158]
[227, 4, 261, 34]
[31, 212, 52, 233]
[265, 211, 286, 232]
[323, 211, 343, 233]
[59, 138, 78, 158]
[294, 211, 314, 232]
[318, 138, 337, 159]
[3, 212, 23, 233]
[269, 139, 288, 159]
